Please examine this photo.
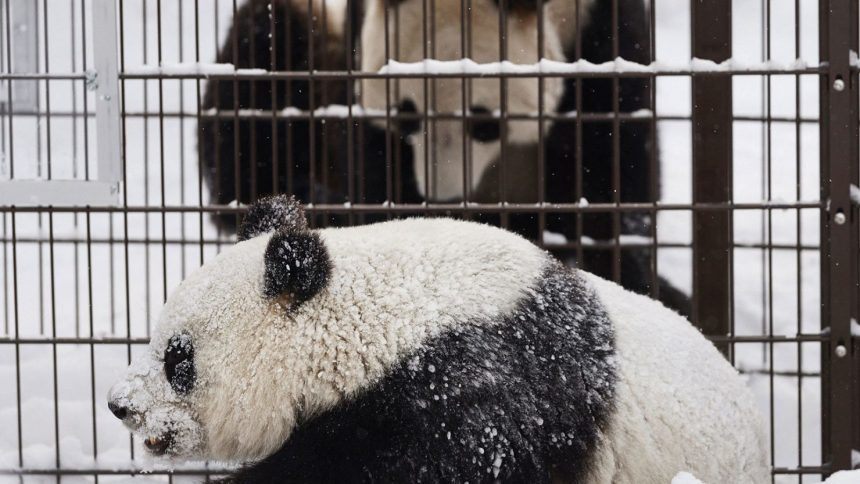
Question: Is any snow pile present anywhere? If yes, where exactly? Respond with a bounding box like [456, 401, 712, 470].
[673, 469, 860, 484]
[671, 471, 704, 484]
[123, 62, 237, 76]
[379, 56, 815, 76]
[822, 470, 860, 483]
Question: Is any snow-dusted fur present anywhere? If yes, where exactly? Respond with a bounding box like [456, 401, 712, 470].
[108, 198, 766, 481]
[583, 273, 769, 483]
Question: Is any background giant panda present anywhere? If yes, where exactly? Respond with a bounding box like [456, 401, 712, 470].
[198, 0, 690, 315]
[108, 196, 767, 483]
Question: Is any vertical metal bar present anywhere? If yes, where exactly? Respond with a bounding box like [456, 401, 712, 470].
[11, 208, 22, 469]
[195, 0, 204, 265]
[819, 0, 858, 473]
[92, 0, 121, 192]
[47, 210, 59, 482]
[536, 0, 544, 246]
[648, 0, 659, 303]
[178, 0, 187, 277]
[793, 0, 803, 478]
[497, 0, 507, 229]
[81, 0, 90, 182]
[691, 0, 732, 354]
[764, 3, 775, 479]
[610, 0, 620, 284]
[573, 0, 583, 269]
[85, 209, 99, 484]
[117, 0, 135, 460]
[157, 0, 167, 304]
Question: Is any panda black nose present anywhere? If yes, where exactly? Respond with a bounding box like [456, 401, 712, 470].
[108, 401, 129, 420]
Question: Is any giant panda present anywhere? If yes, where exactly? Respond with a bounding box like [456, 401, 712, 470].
[108, 195, 767, 483]
[199, 0, 689, 316]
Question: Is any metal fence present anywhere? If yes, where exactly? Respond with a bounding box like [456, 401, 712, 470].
[0, 0, 857, 482]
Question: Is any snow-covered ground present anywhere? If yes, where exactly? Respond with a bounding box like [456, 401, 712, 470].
[0, 0, 836, 482]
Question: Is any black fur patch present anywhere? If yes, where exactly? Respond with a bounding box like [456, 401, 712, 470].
[264, 230, 331, 302]
[164, 334, 195, 395]
[238, 195, 308, 241]
[467, 105, 501, 143]
[222, 263, 616, 483]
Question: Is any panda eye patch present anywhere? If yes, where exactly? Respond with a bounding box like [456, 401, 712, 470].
[467, 105, 500, 143]
[395, 99, 421, 136]
[164, 334, 195, 395]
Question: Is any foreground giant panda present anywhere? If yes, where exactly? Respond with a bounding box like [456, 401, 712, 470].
[108, 195, 767, 483]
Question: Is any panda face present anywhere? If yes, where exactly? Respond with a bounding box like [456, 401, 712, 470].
[360, 0, 566, 201]
[108, 235, 287, 460]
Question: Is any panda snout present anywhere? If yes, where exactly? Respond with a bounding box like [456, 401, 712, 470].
[108, 401, 129, 420]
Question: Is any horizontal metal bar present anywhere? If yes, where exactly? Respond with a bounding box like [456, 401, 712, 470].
[0, 468, 230, 476]
[0, 180, 120, 206]
[0, 236, 822, 252]
[708, 334, 830, 343]
[0, 337, 151, 344]
[0, 73, 88, 80]
[0, 465, 831, 476]
[118, 67, 826, 81]
[0, 109, 825, 125]
[739, 368, 822, 378]
[771, 466, 829, 475]
[0, 201, 825, 213]
[0, 68, 825, 82]
[0, 334, 829, 345]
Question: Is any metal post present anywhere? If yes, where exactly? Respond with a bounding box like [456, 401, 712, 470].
[691, 0, 732, 354]
[819, 0, 858, 473]
[9, 0, 38, 111]
[92, 0, 121, 190]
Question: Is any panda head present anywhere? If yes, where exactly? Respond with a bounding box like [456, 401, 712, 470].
[107, 195, 332, 461]
[359, 0, 570, 201]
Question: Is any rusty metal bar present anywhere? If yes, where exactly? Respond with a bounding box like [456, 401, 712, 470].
[691, 0, 732, 353]
[819, 0, 858, 473]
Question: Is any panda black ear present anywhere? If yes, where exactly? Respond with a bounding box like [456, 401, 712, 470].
[264, 230, 331, 302]
[238, 195, 309, 241]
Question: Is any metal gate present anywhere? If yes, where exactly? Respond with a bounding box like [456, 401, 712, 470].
[0, 0, 857, 482]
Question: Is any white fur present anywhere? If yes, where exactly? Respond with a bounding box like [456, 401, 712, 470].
[110, 218, 548, 462]
[360, 0, 567, 200]
[581, 273, 770, 483]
